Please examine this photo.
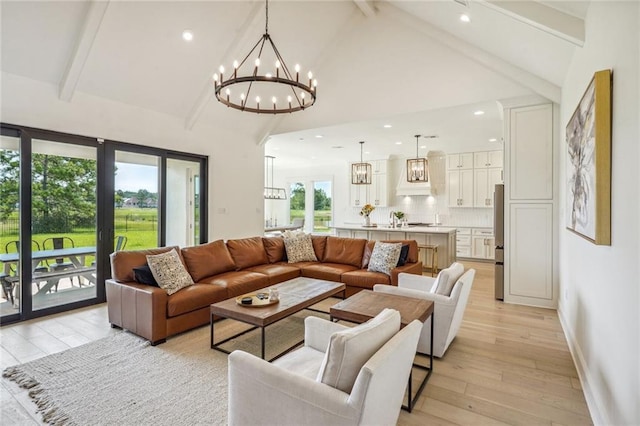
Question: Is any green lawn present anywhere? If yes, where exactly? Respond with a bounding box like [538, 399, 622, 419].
[0, 208, 159, 264]
[290, 209, 332, 232]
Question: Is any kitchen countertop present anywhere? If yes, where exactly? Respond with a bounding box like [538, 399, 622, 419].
[333, 224, 456, 234]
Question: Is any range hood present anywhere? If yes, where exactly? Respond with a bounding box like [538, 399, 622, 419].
[395, 164, 431, 196]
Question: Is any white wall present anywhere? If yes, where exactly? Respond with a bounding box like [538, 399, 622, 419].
[558, 3, 639, 425]
[1, 72, 266, 241]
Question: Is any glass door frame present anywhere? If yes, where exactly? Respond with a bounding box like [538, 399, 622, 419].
[1, 124, 104, 322]
[1, 123, 208, 324]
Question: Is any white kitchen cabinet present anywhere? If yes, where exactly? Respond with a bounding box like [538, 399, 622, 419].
[349, 182, 370, 207]
[372, 160, 387, 174]
[447, 169, 473, 207]
[471, 228, 495, 260]
[447, 153, 474, 170]
[371, 172, 388, 207]
[509, 104, 553, 200]
[350, 160, 387, 207]
[335, 229, 352, 238]
[474, 168, 503, 207]
[455, 228, 471, 258]
[474, 151, 503, 169]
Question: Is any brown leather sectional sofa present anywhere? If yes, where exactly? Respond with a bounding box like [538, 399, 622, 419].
[106, 235, 422, 344]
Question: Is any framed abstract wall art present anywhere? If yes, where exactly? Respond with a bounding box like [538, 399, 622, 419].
[566, 69, 612, 245]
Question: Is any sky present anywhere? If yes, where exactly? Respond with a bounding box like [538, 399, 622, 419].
[115, 163, 158, 192]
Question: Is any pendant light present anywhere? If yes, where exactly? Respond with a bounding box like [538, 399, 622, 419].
[352, 141, 372, 185]
[264, 156, 287, 199]
[407, 134, 429, 183]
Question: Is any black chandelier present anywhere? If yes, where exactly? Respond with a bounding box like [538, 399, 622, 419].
[213, 0, 317, 114]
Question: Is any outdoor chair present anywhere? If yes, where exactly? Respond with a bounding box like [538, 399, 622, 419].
[42, 236, 78, 288]
[115, 235, 127, 251]
[4, 240, 49, 292]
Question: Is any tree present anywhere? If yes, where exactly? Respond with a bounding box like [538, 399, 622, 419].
[0, 150, 19, 218]
[290, 183, 305, 210]
[0, 151, 97, 231]
[314, 188, 331, 210]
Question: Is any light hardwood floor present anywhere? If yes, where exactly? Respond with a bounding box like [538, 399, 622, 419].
[1, 261, 592, 425]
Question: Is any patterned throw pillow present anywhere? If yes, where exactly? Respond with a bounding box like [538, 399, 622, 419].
[146, 249, 194, 295]
[367, 242, 402, 276]
[283, 231, 318, 263]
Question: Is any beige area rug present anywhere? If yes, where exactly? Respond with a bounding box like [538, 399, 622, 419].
[3, 312, 321, 425]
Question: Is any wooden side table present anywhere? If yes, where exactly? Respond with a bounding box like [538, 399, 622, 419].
[330, 290, 434, 412]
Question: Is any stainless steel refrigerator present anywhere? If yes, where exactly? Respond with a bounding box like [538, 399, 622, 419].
[494, 184, 504, 300]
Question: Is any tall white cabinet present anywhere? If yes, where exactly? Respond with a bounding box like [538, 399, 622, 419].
[349, 160, 389, 207]
[500, 100, 557, 308]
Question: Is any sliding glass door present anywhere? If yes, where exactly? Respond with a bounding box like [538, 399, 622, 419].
[0, 133, 21, 321]
[0, 124, 207, 324]
[31, 139, 98, 311]
[114, 151, 161, 251]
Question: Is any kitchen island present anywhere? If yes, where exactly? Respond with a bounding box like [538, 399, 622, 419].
[332, 225, 457, 272]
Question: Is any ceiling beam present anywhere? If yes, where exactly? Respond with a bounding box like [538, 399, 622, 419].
[378, 2, 560, 103]
[353, 0, 376, 18]
[59, 0, 110, 102]
[478, 0, 584, 47]
[184, 1, 264, 130]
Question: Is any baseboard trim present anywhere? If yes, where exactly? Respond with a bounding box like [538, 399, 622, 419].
[557, 306, 608, 425]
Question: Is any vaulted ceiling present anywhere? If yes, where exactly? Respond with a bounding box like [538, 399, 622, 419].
[1, 0, 589, 164]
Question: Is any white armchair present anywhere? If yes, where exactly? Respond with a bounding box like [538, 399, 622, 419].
[373, 265, 475, 358]
[228, 310, 421, 426]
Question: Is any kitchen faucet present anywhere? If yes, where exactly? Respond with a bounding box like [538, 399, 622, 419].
[389, 211, 397, 228]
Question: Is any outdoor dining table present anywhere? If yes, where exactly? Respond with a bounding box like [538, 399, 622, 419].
[0, 246, 97, 301]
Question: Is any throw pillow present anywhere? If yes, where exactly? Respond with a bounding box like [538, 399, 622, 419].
[316, 308, 401, 393]
[146, 249, 194, 295]
[432, 262, 465, 296]
[132, 265, 159, 287]
[396, 244, 410, 266]
[283, 232, 318, 263]
[367, 242, 402, 276]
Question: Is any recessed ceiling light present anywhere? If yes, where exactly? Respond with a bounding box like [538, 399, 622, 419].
[365, 151, 370, 154]
[489, 138, 497, 142]
[395, 141, 402, 145]
[182, 30, 194, 41]
[315, 135, 323, 138]
[420, 145, 427, 149]
[383, 124, 392, 128]
[474, 110, 485, 116]
[460, 14, 471, 23]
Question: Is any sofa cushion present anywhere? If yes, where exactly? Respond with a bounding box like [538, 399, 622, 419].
[362, 240, 418, 268]
[227, 237, 269, 270]
[181, 240, 236, 281]
[323, 237, 366, 268]
[245, 264, 301, 285]
[166, 283, 228, 317]
[110, 246, 181, 283]
[316, 308, 400, 393]
[200, 271, 269, 298]
[283, 232, 318, 263]
[397, 244, 410, 266]
[146, 249, 194, 295]
[311, 235, 328, 261]
[367, 242, 402, 276]
[433, 262, 465, 296]
[132, 265, 159, 287]
[300, 263, 359, 282]
[262, 237, 286, 263]
[341, 270, 391, 289]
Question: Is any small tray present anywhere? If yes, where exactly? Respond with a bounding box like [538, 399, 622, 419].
[362, 224, 378, 228]
[235, 292, 279, 307]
